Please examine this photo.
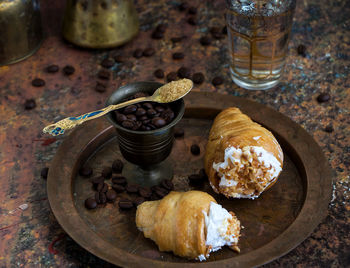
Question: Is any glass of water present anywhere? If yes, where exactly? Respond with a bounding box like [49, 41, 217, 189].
[226, 0, 297, 90]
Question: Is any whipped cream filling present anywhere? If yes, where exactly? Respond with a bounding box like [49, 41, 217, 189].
[197, 202, 240, 261]
[213, 146, 282, 198]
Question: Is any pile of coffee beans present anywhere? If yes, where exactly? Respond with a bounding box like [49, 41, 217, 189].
[83, 158, 175, 210]
[114, 92, 175, 131]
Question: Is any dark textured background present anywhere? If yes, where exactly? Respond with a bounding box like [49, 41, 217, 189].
[0, 0, 349, 267]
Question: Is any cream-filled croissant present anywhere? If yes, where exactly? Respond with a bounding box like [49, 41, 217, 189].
[204, 107, 283, 199]
[136, 191, 240, 261]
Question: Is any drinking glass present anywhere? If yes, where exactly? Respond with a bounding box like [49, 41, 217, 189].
[226, 0, 297, 90]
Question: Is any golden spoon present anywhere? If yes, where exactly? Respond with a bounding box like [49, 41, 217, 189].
[43, 79, 193, 136]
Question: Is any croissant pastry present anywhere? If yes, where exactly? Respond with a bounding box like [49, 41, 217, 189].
[204, 107, 283, 199]
[136, 191, 241, 261]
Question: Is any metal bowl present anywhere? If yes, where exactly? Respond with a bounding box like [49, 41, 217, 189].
[106, 81, 185, 186]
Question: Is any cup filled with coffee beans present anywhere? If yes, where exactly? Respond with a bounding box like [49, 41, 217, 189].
[106, 82, 185, 186]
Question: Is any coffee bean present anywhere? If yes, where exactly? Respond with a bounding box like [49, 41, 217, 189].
[41, 167, 49, 180]
[212, 76, 223, 86]
[126, 183, 139, 194]
[167, 72, 178, 82]
[114, 55, 126, 63]
[143, 48, 155, 57]
[106, 189, 117, 202]
[200, 36, 211, 46]
[126, 114, 137, 121]
[147, 108, 157, 117]
[95, 182, 103, 191]
[152, 117, 166, 128]
[101, 167, 113, 179]
[95, 192, 107, 204]
[187, 17, 197, 25]
[97, 69, 111, 80]
[32, 78, 45, 87]
[150, 193, 160, 200]
[123, 105, 137, 114]
[112, 184, 125, 193]
[79, 166, 93, 177]
[192, 72, 204, 84]
[133, 48, 143, 58]
[161, 179, 174, 191]
[116, 113, 127, 123]
[91, 176, 104, 186]
[155, 106, 165, 113]
[122, 120, 135, 129]
[151, 31, 164, 39]
[134, 197, 146, 207]
[178, 2, 189, 11]
[325, 125, 334, 133]
[210, 27, 221, 34]
[156, 24, 167, 33]
[112, 159, 124, 173]
[172, 52, 184, 60]
[317, 93, 330, 103]
[188, 6, 197, 14]
[199, 168, 208, 180]
[174, 127, 184, 138]
[140, 125, 151, 131]
[177, 67, 191, 78]
[63, 65, 75, 75]
[24, 99, 36, 110]
[222, 26, 227, 35]
[210, 27, 224, 39]
[46, 65, 59, 73]
[154, 69, 165, 78]
[188, 174, 204, 186]
[147, 123, 156, 130]
[119, 198, 133, 209]
[95, 81, 107, 93]
[154, 186, 168, 198]
[143, 102, 153, 109]
[135, 108, 146, 117]
[101, 58, 115, 68]
[190, 144, 200, 155]
[112, 176, 127, 185]
[297, 44, 306, 57]
[132, 121, 142, 130]
[85, 198, 97, 209]
[138, 187, 152, 198]
[139, 115, 148, 121]
[161, 109, 174, 123]
[100, 183, 109, 193]
[96, 182, 108, 193]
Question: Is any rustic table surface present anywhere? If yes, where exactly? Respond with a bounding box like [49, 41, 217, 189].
[0, 0, 349, 267]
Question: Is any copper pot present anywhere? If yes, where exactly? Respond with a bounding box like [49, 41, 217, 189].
[62, 0, 139, 48]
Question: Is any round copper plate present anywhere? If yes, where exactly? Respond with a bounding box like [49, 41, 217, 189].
[47, 92, 332, 267]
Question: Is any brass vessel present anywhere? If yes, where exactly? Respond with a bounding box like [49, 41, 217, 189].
[106, 82, 185, 186]
[0, 0, 43, 66]
[62, 0, 139, 49]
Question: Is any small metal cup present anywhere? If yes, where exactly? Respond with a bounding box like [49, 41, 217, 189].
[62, 0, 139, 48]
[106, 82, 185, 186]
[0, 0, 43, 66]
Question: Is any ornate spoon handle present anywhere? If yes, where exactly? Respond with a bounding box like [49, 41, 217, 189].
[43, 96, 148, 136]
